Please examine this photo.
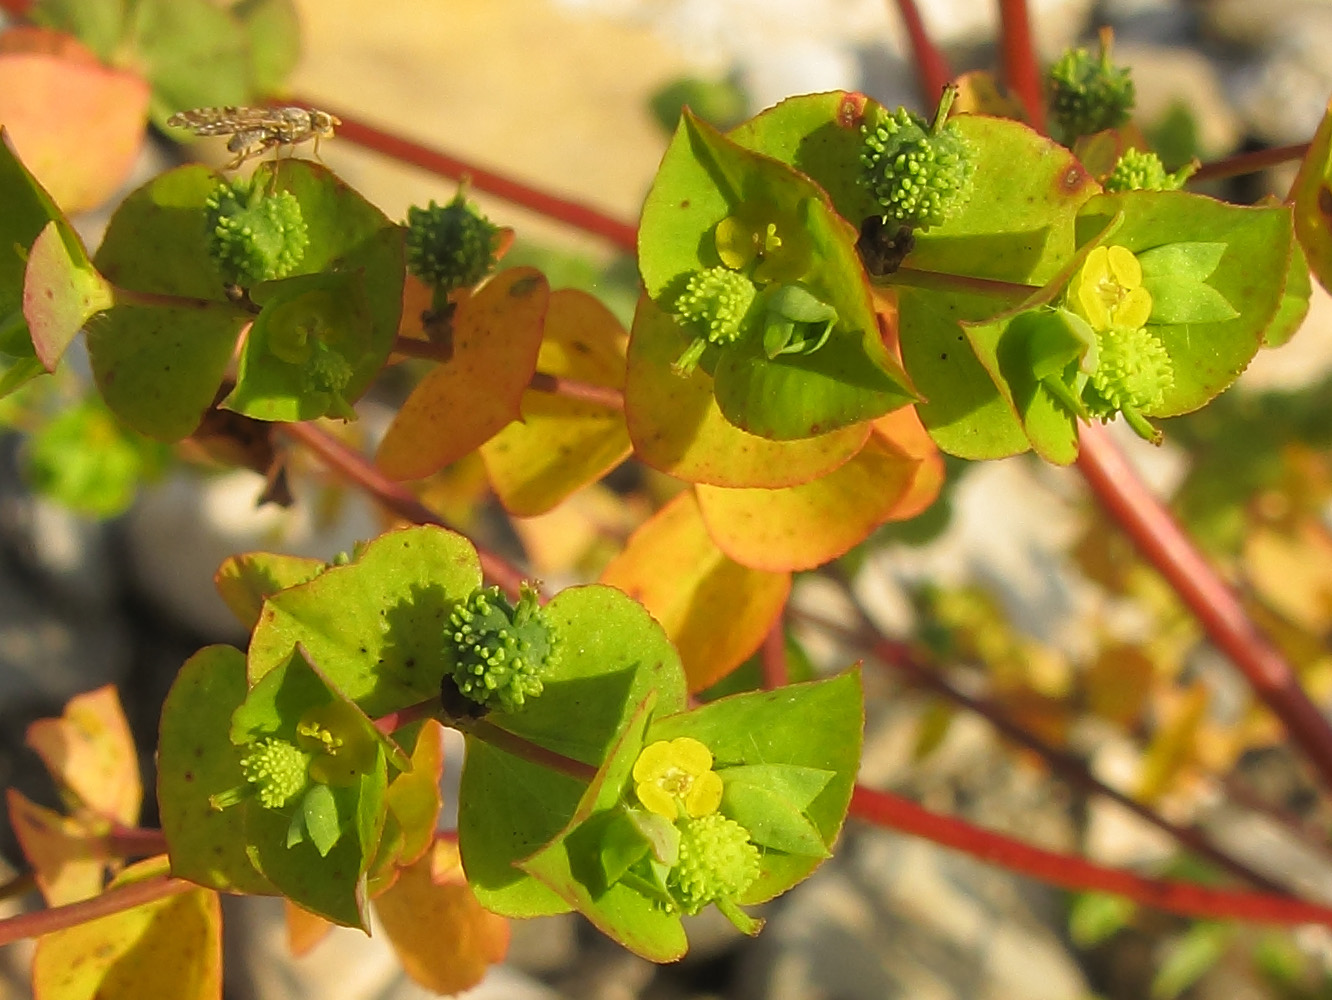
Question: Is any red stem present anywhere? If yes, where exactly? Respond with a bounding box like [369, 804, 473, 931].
[0, 0, 31, 15]
[849, 786, 1332, 926]
[1192, 142, 1311, 184]
[372, 697, 441, 737]
[106, 825, 169, 859]
[760, 619, 789, 690]
[0, 873, 194, 946]
[887, 0, 952, 102]
[298, 98, 639, 254]
[1076, 423, 1332, 791]
[997, 0, 1046, 134]
[276, 421, 528, 598]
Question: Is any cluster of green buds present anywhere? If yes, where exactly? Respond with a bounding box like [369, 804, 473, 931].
[859, 85, 975, 232]
[443, 583, 561, 714]
[212, 699, 379, 856]
[1047, 29, 1135, 142]
[205, 175, 309, 286]
[261, 284, 358, 419]
[404, 190, 501, 304]
[671, 198, 841, 375]
[1103, 148, 1196, 192]
[628, 737, 761, 924]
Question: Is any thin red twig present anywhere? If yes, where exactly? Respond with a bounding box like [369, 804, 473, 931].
[527, 372, 625, 411]
[997, 0, 1046, 134]
[1076, 423, 1332, 792]
[849, 785, 1332, 926]
[0, 873, 194, 947]
[1192, 142, 1311, 184]
[760, 619, 789, 690]
[298, 98, 639, 254]
[887, 0, 952, 103]
[276, 421, 528, 598]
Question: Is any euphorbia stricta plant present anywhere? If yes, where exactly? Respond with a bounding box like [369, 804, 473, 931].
[4, 2, 1332, 998]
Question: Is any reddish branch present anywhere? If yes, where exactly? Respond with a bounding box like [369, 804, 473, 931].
[1192, 142, 1312, 184]
[300, 98, 639, 255]
[887, 0, 952, 103]
[0, 873, 194, 947]
[275, 421, 528, 598]
[1076, 423, 1332, 791]
[760, 619, 790, 690]
[850, 785, 1332, 925]
[997, 0, 1046, 134]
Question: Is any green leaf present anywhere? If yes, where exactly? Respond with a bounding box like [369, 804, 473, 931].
[1150, 922, 1233, 1000]
[459, 585, 688, 917]
[29, 0, 130, 61]
[234, 0, 302, 95]
[128, 0, 251, 128]
[157, 645, 278, 895]
[1068, 891, 1136, 948]
[1136, 241, 1226, 282]
[720, 782, 829, 856]
[894, 115, 1100, 459]
[519, 694, 691, 961]
[23, 220, 112, 371]
[1141, 275, 1238, 324]
[0, 129, 66, 399]
[301, 783, 342, 857]
[246, 524, 483, 718]
[646, 670, 863, 903]
[1076, 191, 1294, 415]
[1264, 237, 1311, 349]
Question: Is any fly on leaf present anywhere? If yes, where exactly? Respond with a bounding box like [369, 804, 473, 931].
[166, 106, 341, 168]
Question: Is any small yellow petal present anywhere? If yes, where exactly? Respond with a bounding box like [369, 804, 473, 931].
[683, 770, 724, 817]
[669, 737, 713, 776]
[1105, 245, 1142, 288]
[1081, 245, 1109, 284]
[632, 741, 675, 783]
[714, 216, 757, 270]
[1077, 281, 1109, 329]
[1117, 286, 1153, 328]
[636, 781, 678, 819]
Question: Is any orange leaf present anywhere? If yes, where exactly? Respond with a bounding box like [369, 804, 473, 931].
[6, 789, 107, 906]
[696, 408, 942, 572]
[481, 289, 632, 515]
[388, 719, 446, 869]
[1085, 644, 1154, 729]
[283, 901, 334, 957]
[0, 28, 149, 214]
[377, 268, 550, 479]
[601, 490, 790, 690]
[510, 484, 638, 576]
[27, 685, 141, 825]
[374, 840, 509, 996]
[32, 859, 221, 1000]
[625, 295, 870, 487]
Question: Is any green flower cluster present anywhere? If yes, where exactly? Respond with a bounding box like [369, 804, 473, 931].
[1103, 148, 1195, 192]
[405, 192, 500, 296]
[1048, 34, 1135, 142]
[238, 737, 309, 809]
[859, 87, 974, 231]
[672, 266, 757, 374]
[444, 583, 561, 713]
[205, 176, 309, 286]
[668, 811, 761, 916]
[1084, 322, 1173, 418]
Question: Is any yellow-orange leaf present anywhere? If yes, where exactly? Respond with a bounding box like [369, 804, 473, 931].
[374, 840, 509, 996]
[0, 28, 149, 214]
[376, 268, 550, 480]
[1137, 683, 1209, 805]
[696, 408, 943, 572]
[600, 490, 790, 691]
[1084, 644, 1155, 729]
[510, 484, 639, 576]
[32, 859, 221, 1000]
[387, 719, 446, 870]
[27, 685, 141, 825]
[481, 289, 632, 515]
[6, 789, 106, 906]
[283, 901, 334, 957]
[625, 295, 870, 487]
[1243, 521, 1332, 634]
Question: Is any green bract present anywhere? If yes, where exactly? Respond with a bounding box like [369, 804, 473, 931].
[404, 192, 500, 296]
[444, 583, 561, 714]
[1047, 35, 1135, 142]
[859, 88, 975, 231]
[205, 175, 309, 286]
[634, 106, 914, 441]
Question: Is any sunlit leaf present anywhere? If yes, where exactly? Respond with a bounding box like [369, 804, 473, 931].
[600, 490, 790, 690]
[23, 219, 111, 370]
[6, 788, 106, 906]
[214, 551, 328, 632]
[27, 684, 140, 825]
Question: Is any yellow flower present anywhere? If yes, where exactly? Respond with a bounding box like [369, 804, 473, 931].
[632, 737, 724, 819]
[1068, 244, 1152, 331]
[714, 201, 812, 284]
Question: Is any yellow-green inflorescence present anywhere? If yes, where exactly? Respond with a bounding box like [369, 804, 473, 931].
[1103, 148, 1196, 193]
[205, 176, 309, 286]
[444, 583, 561, 713]
[1064, 244, 1173, 440]
[237, 737, 310, 809]
[631, 737, 760, 918]
[404, 191, 501, 297]
[672, 266, 758, 374]
[859, 86, 975, 232]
